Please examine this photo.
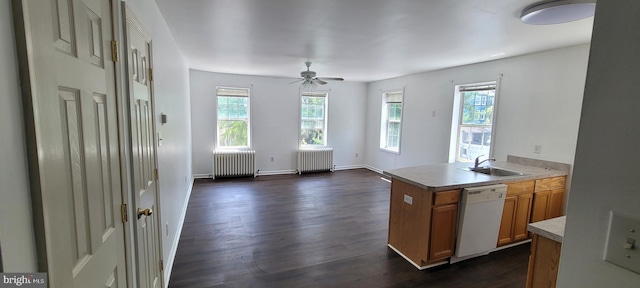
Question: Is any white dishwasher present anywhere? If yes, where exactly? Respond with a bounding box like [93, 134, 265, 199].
[450, 184, 507, 264]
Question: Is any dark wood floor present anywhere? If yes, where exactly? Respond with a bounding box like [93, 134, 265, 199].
[168, 169, 529, 288]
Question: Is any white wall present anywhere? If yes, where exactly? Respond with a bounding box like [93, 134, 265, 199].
[558, 1, 640, 287]
[190, 70, 367, 176]
[364, 45, 589, 172]
[0, 0, 37, 272]
[124, 0, 192, 283]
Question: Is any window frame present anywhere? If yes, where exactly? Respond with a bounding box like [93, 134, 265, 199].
[299, 91, 329, 147]
[215, 86, 252, 149]
[449, 81, 498, 163]
[379, 89, 405, 154]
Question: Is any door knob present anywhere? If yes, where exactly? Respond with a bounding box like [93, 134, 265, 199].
[137, 208, 153, 219]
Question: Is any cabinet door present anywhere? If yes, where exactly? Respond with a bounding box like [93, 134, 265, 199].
[548, 189, 565, 219]
[497, 196, 517, 246]
[513, 193, 533, 241]
[430, 204, 458, 261]
[531, 190, 550, 223]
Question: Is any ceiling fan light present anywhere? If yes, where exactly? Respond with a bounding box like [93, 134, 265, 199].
[520, 0, 596, 25]
[300, 80, 317, 90]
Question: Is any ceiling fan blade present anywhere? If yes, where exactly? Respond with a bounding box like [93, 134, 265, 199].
[313, 78, 327, 85]
[288, 78, 305, 84]
[316, 77, 344, 81]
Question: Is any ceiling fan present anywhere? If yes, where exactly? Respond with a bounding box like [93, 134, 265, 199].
[289, 61, 344, 87]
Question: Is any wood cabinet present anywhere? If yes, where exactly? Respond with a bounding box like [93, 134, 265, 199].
[387, 180, 459, 267]
[388, 175, 566, 267]
[429, 190, 459, 261]
[531, 177, 566, 223]
[513, 194, 533, 241]
[498, 196, 517, 246]
[526, 234, 562, 288]
[388, 180, 431, 266]
[497, 181, 534, 246]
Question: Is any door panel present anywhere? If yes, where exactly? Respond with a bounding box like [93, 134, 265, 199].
[17, 0, 126, 287]
[124, 7, 162, 288]
[548, 189, 565, 219]
[497, 196, 517, 246]
[513, 194, 533, 241]
[531, 191, 550, 223]
[52, 0, 75, 54]
[430, 204, 458, 261]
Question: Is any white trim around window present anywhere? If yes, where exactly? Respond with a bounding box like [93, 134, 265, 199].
[448, 80, 500, 163]
[379, 88, 405, 154]
[299, 90, 329, 147]
[215, 86, 252, 149]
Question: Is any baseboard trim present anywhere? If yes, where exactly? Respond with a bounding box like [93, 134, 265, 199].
[163, 177, 194, 287]
[334, 164, 364, 171]
[491, 239, 532, 252]
[193, 173, 211, 179]
[364, 165, 383, 174]
[387, 244, 448, 270]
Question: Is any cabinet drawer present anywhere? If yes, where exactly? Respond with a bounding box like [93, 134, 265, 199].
[535, 177, 566, 191]
[506, 181, 534, 196]
[434, 190, 460, 206]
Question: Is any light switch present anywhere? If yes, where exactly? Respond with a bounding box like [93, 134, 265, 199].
[604, 211, 640, 274]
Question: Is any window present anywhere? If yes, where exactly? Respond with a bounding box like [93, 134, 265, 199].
[300, 92, 328, 146]
[380, 90, 404, 153]
[216, 87, 250, 148]
[451, 83, 497, 162]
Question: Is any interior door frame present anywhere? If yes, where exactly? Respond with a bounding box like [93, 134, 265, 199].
[110, 1, 138, 287]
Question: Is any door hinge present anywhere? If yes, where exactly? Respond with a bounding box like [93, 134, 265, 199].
[148, 68, 153, 82]
[154, 168, 159, 181]
[159, 260, 164, 272]
[121, 203, 128, 223]
[111, 40, 119, 62]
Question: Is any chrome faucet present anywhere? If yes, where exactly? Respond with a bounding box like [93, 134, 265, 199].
[474, 155, 495, 168]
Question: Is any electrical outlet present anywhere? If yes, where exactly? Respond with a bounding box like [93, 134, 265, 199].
[270, 156, 275, 162]
[604, 211, 640, 274]
[355, 153, 359, 158]
[403, 195, 413, 205]
[534, 144, 542, 154]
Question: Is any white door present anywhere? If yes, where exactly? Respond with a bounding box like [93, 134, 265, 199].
[15, 0, 126, 287]
[123, 7, 163, 288]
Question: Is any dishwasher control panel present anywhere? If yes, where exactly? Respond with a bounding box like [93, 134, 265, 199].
[465, 186, 505, 204]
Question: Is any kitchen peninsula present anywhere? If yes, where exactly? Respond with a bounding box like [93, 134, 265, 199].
[383, 155, 570, 269]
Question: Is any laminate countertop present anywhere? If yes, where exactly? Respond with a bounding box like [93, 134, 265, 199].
[383, 156, 569, 192]
[527, 216, 566, 243]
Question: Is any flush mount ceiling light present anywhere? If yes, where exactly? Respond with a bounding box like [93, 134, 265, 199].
[520, 0, 596, 25]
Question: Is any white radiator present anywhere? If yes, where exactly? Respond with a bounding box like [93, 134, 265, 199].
[297, 148, 334, 174]
[212, 150, 256, 179]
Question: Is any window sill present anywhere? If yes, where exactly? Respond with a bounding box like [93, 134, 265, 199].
[300, 145, 328, 149]
[379, 147, 400, 155]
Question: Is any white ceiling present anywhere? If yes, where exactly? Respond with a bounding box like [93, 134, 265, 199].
[155, 0, 593, 82]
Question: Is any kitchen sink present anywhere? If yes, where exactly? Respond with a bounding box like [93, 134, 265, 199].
[461, 167, 527, 176]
